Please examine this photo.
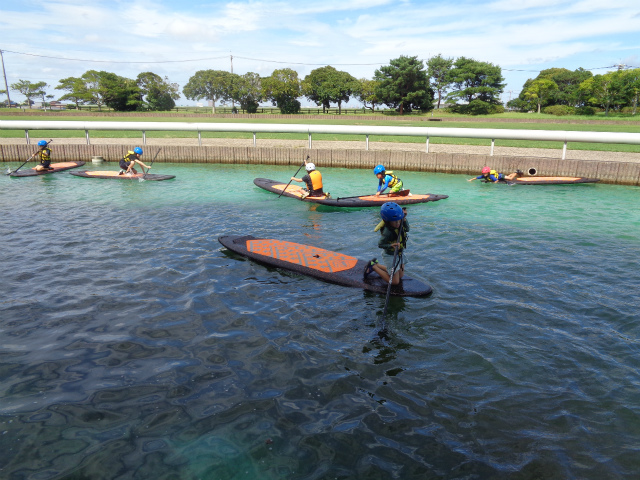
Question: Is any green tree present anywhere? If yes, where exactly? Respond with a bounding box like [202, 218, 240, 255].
[446, 57, 505, 114]
[302, 66, 359, 114]
[538, 67, 592, 106]
[523, 78, 559, 113]
[232, 72, 262, 113]
[80, 70, 108, 110]
[355, 78, 381, 113]
[33, 82, 49, 109]
[55, 76, 87, 108]
[137, 72, 180, 111]
[10, 79, 44, 108]
[622, 68, 640, 115]
[262, 68, 301, 114]
[579, 71, 627, 115]
[100, 73, 142, 111]
[183, 70, 235, 114]
[426, 54, 453, 109]
[374, 55, 434, 114]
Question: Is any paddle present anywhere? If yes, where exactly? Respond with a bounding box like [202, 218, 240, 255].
[7, 139, 53, 175]
[379, 214, 406, 337]
[337, 189, 410, 201]
[142, 147, 162, 179]
[278, 155, 309, 198]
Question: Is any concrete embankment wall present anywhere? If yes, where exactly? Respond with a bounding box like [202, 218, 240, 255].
[2, 144, 639, 186]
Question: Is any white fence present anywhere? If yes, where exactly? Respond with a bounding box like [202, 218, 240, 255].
[1, 120, 639, 159]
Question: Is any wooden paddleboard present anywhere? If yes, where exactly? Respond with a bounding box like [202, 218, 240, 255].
[70, 170, 175, 181]
[9, 161, 85, 177]
[509, 176, 600, 185]
[254, 178, 448, 207]
[219, 235, 432, 297]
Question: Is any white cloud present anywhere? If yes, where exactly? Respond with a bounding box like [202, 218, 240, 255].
[2, 0, 638, 103]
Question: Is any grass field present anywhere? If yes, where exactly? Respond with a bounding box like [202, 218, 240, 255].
[1, 112, 639, 153]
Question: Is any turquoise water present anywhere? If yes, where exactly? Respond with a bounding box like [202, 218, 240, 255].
[1, 162, 639, 479]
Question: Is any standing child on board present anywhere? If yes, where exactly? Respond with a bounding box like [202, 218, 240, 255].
[363, 202, 409, 285]
[291, 160, 325, 198]
[34, 140, 53, 172]
[468, 166, 519, 183]
[119, 147, 151, 175]
[373, 164, 404, 196]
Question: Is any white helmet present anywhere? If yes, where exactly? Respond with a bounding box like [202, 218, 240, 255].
[305, 163, 315, 172]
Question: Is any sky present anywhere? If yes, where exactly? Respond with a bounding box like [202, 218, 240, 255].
[1, 0, 639, 107]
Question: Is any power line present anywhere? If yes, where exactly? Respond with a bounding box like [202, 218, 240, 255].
[1, 49, 229, 64]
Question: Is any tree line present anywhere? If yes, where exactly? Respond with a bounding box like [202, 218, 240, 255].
[509, 67, 640, 116]
[2, 54, 637, 115]
[0, 55, 506, 115]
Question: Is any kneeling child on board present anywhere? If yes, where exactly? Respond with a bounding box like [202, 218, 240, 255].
[291, 161, 325, 198]
[374, 165, 404, 196]
[364, 202, 409, 286]
[120, 147, 151, 175]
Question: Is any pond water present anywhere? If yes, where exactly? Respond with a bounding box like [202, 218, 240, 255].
[1, 161, 639, 479]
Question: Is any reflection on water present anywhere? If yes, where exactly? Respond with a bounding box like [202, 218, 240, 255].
[1, 163, 639, 479]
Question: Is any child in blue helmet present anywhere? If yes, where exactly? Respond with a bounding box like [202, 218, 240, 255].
[34, 140, 53, 171]
[373, 164, 404, 196]
[364, 202, 409, 285]
[119, 147, 151, 175]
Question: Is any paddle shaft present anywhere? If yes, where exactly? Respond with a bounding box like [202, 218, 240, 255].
[337, 190, 409, 201]
[278, 155, 309, 198]
[143, 147, 162, 178]
[8, 139, 53, 175]
[381, 215, 405, 323]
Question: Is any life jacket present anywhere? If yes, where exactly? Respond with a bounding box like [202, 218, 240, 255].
[123, 151, 137, 163]
[483, 169, 501, 181]
[307, 170, 323, 194]
[376, 221, 408, 251]
[38, 147, 51, 164]
[380, 171, 400, 188]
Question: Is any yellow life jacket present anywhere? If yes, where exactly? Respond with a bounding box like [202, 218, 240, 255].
[39, 147, 51, 163]
[308, 170, 323, 192]
[386, 171, 399, 187]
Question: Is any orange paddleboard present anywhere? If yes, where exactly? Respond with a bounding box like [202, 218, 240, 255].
[219, 235, 432, 297]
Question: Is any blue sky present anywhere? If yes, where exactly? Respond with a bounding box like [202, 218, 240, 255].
[1, 0, 639, 106]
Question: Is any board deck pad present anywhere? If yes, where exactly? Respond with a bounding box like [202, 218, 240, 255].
[220, 235, 432, 297]
[509, 176, 600, 185]
[70, 170, 175, 181]
[9, 161, 85, 177]
[254, 178, 448, 207]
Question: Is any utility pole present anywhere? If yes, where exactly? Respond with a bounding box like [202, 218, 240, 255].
[0, 49, 12, 109]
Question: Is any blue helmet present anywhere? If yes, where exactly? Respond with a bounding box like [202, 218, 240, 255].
[373, 164, 385, 175]
[380, 202, 404, 222]
[38, 140, 47, 146]
[134, 147, 143, 155]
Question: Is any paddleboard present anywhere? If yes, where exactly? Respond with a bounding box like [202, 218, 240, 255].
[507, 176, 600, 185]
[219, 235, 432, 297]
[254, 178, 448, 207]
[70, 170, 175, 181]
[9, 161, 85, 177]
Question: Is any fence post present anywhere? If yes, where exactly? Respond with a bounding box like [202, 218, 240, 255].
[198, 130, 201, 147]
[426, 135, 429, 153]
[85, 130, 90, 145]
[24, 129, 30, 144]
[143, 130, 146, 146]
[253, 132, 256, 147]
[562, 141, 567, 160]
[308, 133, 312, 149]
[366, 134, 369, 151]
[491, 139, 494, 156]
